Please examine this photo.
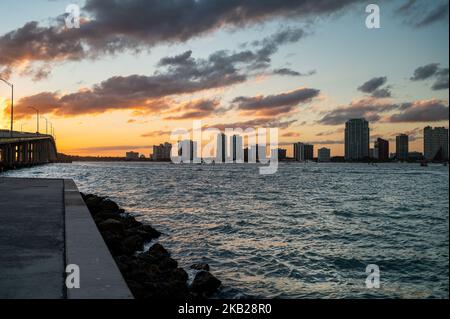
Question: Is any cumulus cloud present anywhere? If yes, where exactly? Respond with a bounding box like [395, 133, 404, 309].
[432, 68, 449, 90]
[318, 97, 449, 125]
[371, 88, 392, 98]
[357, 76, 392, 98]
[0, 0, 361, 78]
[410, 63, 449, 90]
[396, 0, 449, 28]
[388, 99, 449, 122]
[410, 63, 441, 80]
[273, 68, 316, 77]
[232, 88, 320, 116]
[163, 99, 224, 120]
[13, 39, 300, 118]
[358, 76, 387, 93]
[318, 97, 399, 125]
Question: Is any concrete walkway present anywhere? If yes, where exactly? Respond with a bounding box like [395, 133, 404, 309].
[0, 177, 132, 299]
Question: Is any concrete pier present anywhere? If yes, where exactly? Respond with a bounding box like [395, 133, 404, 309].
[0, 177, 133, 299]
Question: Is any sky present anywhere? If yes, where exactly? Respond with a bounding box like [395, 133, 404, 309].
[0, 0, 448, 157]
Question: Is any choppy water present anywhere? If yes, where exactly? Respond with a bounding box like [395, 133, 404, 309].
[3, 162, 449, 298]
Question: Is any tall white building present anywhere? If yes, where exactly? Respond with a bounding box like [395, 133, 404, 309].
[345, 118, 370, 161]
[318, 147, 331, 162]
[232, 135, 244, 163]
[216, 133, 227, 163]
[178, 140, 198, 163]
[424, 126, 449, 161]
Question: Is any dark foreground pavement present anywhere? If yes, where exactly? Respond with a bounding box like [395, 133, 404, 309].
[0, 177, 132, 299]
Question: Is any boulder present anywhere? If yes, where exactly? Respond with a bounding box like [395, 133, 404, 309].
[148, 243, 169, 257]
[133, 224, 161, 240]
[122, 234, 144, 253]
[191, 271, 221, 295]
[84, 195, 104, 213]
[100, 199, 119, 212]
[98, 218, 124, 233]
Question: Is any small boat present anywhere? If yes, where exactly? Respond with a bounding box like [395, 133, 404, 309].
[420, 161, 428, 167]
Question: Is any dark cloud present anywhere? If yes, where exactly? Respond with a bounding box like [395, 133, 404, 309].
[410, 63, 440, 80]
[388, 99, 449, 123]
[0, 0, 361, 78]
[319, 97, 449, 125]
[163, 99, 224, 120]
[358, 76, 387, 93]
[415, 1, 449, 27]
[371, 88, 392, 98]
[318, 97, 399, 125]
[232, 88, 320, 116]
[158, 50, 194, 66]
[13, 43, 290, 117]
[411, 63, 449, 90]
[432, 68, 449, 90]
[273, 68, 316, 77]
[396, 0, 449, 28]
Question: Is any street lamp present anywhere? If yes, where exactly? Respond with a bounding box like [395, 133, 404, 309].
[43, 117, 50, 135]
[28, 106, 39, 134]
[0, 77, 13, 137]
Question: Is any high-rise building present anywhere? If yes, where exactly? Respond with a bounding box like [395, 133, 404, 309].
[152, 142, 172, 161]
[277, 148, 287, 160]
[178, 140, 197, 162]
[424, 126, 449, 161]
[318, 147, 331, 162]
[396, 134, 409, 161]
[232, 135, 243, 162]
[345, 118, 370, 161]
[270, 148, 287, 161]
[304, 144, 314, 161]
[293, 142, 304, 161]
[247, 144, 264, 162]
[375, 138, 389, 161]
[216, 133, 226, 163]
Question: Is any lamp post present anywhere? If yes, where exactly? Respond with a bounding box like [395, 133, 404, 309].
[0, 77, 13, 137]
[43, 117, 50, 135]
[28, 106, 39, 134]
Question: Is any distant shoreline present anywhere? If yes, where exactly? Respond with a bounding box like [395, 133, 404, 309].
[56, 153, 449, 164]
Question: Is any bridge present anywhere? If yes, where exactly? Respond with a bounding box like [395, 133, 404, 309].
[0, 130, 58, 171]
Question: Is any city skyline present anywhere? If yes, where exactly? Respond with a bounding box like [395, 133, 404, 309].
[0, 0, 448, 157]
[123, 121, 447, 163]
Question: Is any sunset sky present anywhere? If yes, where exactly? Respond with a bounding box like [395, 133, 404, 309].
[0, 0, 448, 157]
